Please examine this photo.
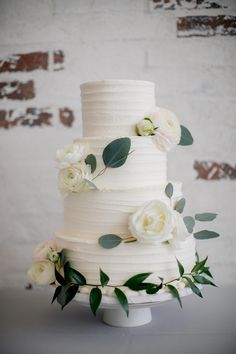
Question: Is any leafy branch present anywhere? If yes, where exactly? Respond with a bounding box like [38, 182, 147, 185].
[51, 253, 216, 317]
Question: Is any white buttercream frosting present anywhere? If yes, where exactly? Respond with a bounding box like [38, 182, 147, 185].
[81, 80, 155, 137]
[73, 136, 167, 189]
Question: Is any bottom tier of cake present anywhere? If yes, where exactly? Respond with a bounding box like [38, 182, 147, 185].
[56, 232, 196, 286]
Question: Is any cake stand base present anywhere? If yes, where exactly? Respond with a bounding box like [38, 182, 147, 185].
[102, 307, 152, 327]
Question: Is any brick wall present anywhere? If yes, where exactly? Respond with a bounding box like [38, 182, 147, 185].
[0, 0, 235, 288]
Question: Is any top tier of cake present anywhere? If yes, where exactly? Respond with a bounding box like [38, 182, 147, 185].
[81, 80, 155, 137]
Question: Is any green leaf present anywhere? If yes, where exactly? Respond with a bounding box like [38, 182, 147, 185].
[195, 251, 200, 262]
[89, 287, 102, 316]
[57, 284, 79, 310]
[183, 276, 203, 298]
[102, 137, 131, 168]
[85, 154, 97, 173]
[192, 275, 216, 287]
[195, 213, 217, 222]
[59, 249, 66, 267]
[176, 258, 185, 277]
[201, 266, 213, 279]
[100, 268, 110, 287]
[178, 125, 193, 146]
[64, 264, 86, 285]
[191, 256, 208, 274]
[174, 198, 186, 214]
[165, 182, 173, 199]
[146, 283, 163, 294]
[183, 216, 195, 233]
[98, 234, 122, 249]
[51, 286, 62, 303]
[124, 272, 152, 290]
[167, 284, 182, 308]
[84, 178, 98, 190]
[114, 288, 129, 317]
[55, 267, 66, 285]
[194, 230, 220, 240]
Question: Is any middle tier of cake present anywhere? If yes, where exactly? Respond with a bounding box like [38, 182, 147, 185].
[58, 182, 182, 242]
[74, 136, 167, 189]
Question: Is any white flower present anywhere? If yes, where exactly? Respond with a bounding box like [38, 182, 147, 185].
[136, 118, 155, 136]
[56, 142, 85, 169]
[33, 239, 61, 261]
[129, 200, 174, 244]
[59, 162, 92, 193]
[27, 260, 55, 285]
[145, 107, 181, 152]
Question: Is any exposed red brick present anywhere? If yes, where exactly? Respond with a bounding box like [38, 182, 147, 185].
[0, 80, 35, 100]
[0, 108, 52, 129]
[53, 50, 65, 71]
[194, 161, 236, 180]
[177, 15, 236, 37]
[59, 107, 74, 127]
[0, 52, 48, 73]
[152, 0, 225, 10]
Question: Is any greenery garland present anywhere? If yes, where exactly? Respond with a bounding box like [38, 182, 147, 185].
[51, 250, 216, 317]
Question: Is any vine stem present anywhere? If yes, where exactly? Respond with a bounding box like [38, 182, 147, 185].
[92, 166, 107, 180]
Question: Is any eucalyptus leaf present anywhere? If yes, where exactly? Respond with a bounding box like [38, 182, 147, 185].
[57, 284, 79, 310]
[183, 276, 203, 298]
[102, 137, 131, 168]
[64, 266, 86, 285]
[98, 234, 122, 249]
[100, 268, 110, 287]
[114, 288, 129, 317]
[194, 230, 220, 240]
[183, 216, 195, 233]
[84, 178, 98, 190]
[124, 272, 152, 290]
[178, 125, 193, 146]
[165, 182, 173, 199]
[193, 275, 216, 287]
[167, 284, 182, 308]
[89, 287, 102, 316]
[51, 286, 62, 304]
[176, 258, 185, 277]
[85, 154, 97, 173]
[195, 213, 217, 222]
[174, 198, 186, 214]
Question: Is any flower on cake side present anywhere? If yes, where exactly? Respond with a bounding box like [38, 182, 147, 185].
[136, 107, 193, 152]
[56, 138, 133, 195]
[28, 239, 62, 285]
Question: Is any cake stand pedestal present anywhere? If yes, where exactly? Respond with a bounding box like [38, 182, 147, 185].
[73, 287, 195, 327]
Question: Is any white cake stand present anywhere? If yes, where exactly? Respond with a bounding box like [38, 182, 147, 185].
[73, 287, 195, 327]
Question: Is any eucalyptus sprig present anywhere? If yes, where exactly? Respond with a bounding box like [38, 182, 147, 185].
[51, 253, 216, 317]
[84, 138, 133, 186]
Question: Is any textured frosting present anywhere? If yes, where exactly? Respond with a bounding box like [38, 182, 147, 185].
[60, 182, 182, 241]
[74, 136, 167, 189]
[56, 233, 196, 285]
[81, 80, 155, 137]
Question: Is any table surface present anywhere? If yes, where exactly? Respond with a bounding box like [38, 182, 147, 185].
[1, 286, 236, 354]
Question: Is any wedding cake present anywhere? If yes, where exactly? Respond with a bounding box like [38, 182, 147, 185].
[28, 80, 219, 315]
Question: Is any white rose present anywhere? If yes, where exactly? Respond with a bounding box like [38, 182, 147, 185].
[170, 210, 190, 248]
[56, 143, 85, 169]
[147, 107, 181, 151]
[129, 200, 174, 244]
[136, 118, 155, 136]
[33, 239, 61, 261]
[28, 260, 55, 285]
[59, 162, 92, 193]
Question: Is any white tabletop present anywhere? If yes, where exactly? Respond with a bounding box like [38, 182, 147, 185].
[1, 286, 236, 354]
